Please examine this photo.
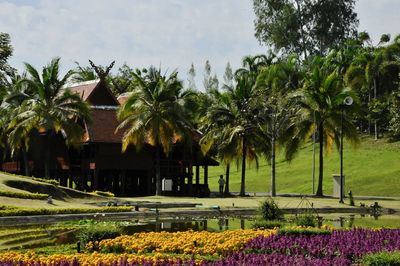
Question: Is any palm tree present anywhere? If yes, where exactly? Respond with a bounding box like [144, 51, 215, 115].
[296, 57, 359, 196]
[345, 35, 400, 139]
[1, 72, 34, 176]
[116, 67, 192, 196]
[255, 57, 303, 196]
[11, 57, 91, 178]
[71, 62, 98, 83]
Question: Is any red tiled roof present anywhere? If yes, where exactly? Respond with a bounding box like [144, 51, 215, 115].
[85, 107, 123, 143]
[117, 92, 131, 105]
[69, 80, 99, 101]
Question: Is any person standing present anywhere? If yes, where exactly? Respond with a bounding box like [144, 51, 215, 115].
[218, 175, 225, 197]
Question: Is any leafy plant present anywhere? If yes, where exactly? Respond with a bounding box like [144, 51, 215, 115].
[294, 212, 317, 227]
[278, 227, 331, 236]
[78, 222, 122, 248]
[259, 197, 283, 221]
[251, 220, 284, 229]
[361, 251, 400, 266]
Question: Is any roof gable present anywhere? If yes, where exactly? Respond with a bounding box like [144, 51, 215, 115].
[68, 80, 119, 106]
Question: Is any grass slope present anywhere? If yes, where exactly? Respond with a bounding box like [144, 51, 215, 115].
[0, 172, 104, 209]
[208, 136, 400, 197]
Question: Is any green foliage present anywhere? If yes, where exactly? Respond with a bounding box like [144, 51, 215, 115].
[78, 222, 122, 246]
[361, 251, 400, 266]
[259, 197, 283, 221]
[0, 190, 48, 199]
[32, 177, 59, 186]
[0, 206, 132, 217]
[90, 190, 115, 197]
[294, 212, 317, 227]
[278, 227, 331, 236]
[253, 0, 358, 57]
[389, 92, 400, 140]
[252, 220, 284, 229]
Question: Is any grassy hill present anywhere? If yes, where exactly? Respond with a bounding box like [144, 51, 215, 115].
[208, 136, 400, 197]
[0, 172, 104, 209]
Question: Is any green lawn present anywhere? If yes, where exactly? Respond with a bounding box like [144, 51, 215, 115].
[207, 136, 400, 197]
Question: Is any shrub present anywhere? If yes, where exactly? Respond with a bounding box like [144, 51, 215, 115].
[0, 206, 132, 217]
[78, 222, 122, 248]
[90, 191, 115, 197]
[278, 227, 331, 236]
[32, 177, 59, 186]
[259, 197, 283, 221]
[361, 251, 400, 266]
[252, 220, 284, 229]
[294, 212, 317, 227]
[0, 190, 48, 200]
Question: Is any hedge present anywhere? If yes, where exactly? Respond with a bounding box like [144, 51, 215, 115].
[0, 190, 48, 200]
[0, 206, 133, 217]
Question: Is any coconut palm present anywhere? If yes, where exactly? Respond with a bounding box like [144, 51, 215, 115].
[345, 35, 400, 139]
[296, 57, 359, 196]
[10, 57, 91, 178]
[1, 72, 34, 176]
[116, 66, 192, 196]
[255, 57, 303, 196]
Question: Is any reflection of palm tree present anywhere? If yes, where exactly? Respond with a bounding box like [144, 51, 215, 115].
[117, 67, 192, 196]
[12, 58, 91, 178]
[296, 57, 359, 196]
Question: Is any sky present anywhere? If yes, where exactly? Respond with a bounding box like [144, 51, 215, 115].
[1, 0, 400, 88]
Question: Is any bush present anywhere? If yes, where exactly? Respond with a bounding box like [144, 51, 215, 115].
[79, 222, 122, 250]
[294, 212, 317, 227]
[252, 220, 284, 229]
[32, 177, 59, 186]
[0, 190, 48, 200]
[90, 191, 115, 197]
[361, 251, 400, 266]
[278, 227, 331, 236]
[259, 197, 283, 221]
[0, 206, 132, 217]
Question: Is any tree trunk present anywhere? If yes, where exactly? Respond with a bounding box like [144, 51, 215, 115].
[224, 163, 230, 195]
[271, 137, 276, 197]
[155, 145, 162, 196]
[240, 135, 246, 197]
[316, 123, 324, 196]
[21, 147, 30, 176]
[373, 78, 378, 140]
[44, 131, 51, 179]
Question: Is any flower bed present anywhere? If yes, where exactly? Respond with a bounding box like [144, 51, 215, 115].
[96, 229, 276, 255]
[0, 228, 399, 265]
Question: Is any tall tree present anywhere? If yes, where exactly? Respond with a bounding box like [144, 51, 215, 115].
[255, 57, 303, 196]
[253, 0, 359, 58]
[345, 34, 400, 139]
[187, 63, 196, 90]
[116, 67, 192, 196]
[203, 60, 219, 92]
[0, 32, 15, 93]
[296, 57, 359, 196]
[12, 58, 91, 178]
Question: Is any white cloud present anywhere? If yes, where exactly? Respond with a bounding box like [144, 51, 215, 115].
[3, 0, 398, 89]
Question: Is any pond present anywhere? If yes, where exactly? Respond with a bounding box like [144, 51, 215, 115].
[0, 214, 399, 251]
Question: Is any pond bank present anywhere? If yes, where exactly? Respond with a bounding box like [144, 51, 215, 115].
[0, 206, 398, 226]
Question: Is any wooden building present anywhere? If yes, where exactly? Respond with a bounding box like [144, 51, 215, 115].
[1, 80, 217, 197]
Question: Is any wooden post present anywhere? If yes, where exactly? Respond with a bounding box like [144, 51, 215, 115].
[204, 165, 208, 185]
[120, 171, 126, 196]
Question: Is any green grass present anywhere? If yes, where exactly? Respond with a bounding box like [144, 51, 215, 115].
[208, 136, 400, 197]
